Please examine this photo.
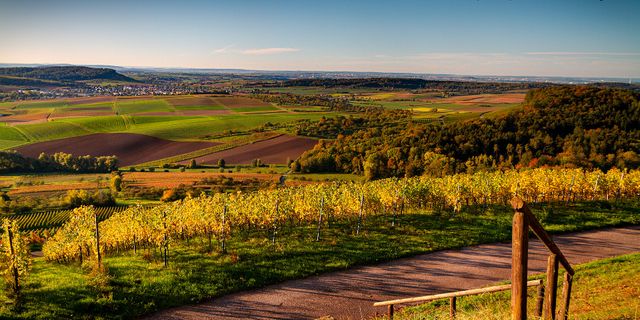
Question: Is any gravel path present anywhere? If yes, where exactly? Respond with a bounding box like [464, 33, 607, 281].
[147, 225, 640, 320]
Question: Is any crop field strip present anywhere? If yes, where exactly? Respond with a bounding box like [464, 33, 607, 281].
[134, 131, 283, 167]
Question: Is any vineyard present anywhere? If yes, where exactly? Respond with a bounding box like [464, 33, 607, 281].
[42, 168, 640, 262]
[5, 206, 125, 235]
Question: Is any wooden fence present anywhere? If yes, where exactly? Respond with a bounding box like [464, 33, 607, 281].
[512, 198, 574, 320]
[373, 197, 575, 320]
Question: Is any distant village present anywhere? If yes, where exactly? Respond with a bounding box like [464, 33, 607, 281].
[1, 83, 231, 102]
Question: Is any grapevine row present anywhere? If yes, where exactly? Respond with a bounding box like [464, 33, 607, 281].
[43, 168, 640, 262]
[6, 206, 125, 232]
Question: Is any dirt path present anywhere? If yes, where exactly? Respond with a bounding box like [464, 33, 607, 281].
[147, 225, 640, 320]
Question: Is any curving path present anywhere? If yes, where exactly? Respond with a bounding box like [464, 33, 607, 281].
[147, 225, 640, 320]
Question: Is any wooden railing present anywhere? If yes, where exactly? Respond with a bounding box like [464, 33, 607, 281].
[373, 198, 574, 320]
[374, 280, 542, 319]
[511, 198, 574, 320]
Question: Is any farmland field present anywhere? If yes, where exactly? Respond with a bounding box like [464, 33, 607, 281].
[181, 134, 319, 165]
[114, 98, 174, 114]
[15, 133, 218, 166]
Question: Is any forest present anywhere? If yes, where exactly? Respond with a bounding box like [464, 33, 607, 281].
[294, 86, 640, 179]
[0, 66, 135, 82]
[277, 78, 551, 94]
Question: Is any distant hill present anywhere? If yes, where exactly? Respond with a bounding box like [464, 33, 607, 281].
[0, 66, 137, 83]
[281, 78, 551, 94]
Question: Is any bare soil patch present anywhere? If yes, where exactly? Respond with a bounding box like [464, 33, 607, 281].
[8, 182, 101, 196]
[124, 172, 279, 189]
[1, 112, 49, 125]
[16, 133, 218, 166]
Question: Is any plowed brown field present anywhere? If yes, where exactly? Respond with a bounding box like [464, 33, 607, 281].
[16, 133, 218, 166]
[181, 135, 318, 165]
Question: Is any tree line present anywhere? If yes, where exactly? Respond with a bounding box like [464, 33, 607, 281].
[293, 86, 640, 179]
[274, 78, 551, 94]
[295, 110, 411, 139]
[0, 151, 118, 173]
[251, 92, 382, 113]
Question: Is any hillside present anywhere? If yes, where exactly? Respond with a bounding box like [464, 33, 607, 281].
[0, 66, 137, 84]
[295, 86, 640, 178]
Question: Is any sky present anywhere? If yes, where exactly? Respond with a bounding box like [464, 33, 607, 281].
[1, 0, 639, 78]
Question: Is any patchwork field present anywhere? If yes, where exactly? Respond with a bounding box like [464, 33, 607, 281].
[0, 92, 522, 170]
[182, 134, 318, 165]
[15, 133, 218, 166]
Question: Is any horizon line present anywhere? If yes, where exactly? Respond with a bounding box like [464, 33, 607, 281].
[1, 62, 639, 81]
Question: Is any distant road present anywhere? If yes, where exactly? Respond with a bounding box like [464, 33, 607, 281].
[147, 225, 640, 320]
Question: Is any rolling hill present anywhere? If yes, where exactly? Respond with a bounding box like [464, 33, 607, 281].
[0, 66, 137, 86]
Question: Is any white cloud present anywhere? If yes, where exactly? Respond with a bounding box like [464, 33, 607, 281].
[212, 44, 235, 54]
[526, 52, 640, 56]
[241, 47, 300, 55]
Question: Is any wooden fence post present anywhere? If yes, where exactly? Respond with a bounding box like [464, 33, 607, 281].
[559, 273, 573, 320]
[535, 284, 545, 318]
[544, 254, 559, 320]
[7, 225, 19, 295]
[316, 197, 324, 242]
[450, 296, 457, 319]
[94, 212, 102, 266]
[388, 304, 394, 320]
[511, 210, 528, 320]
[356, 194, 364, 235]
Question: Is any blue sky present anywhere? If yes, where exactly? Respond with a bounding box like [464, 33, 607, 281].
[1, 0, 639, 77]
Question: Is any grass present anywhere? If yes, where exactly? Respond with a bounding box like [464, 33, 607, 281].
[0, 200, 637, 319]
[0, 126, 29, 142]
[231, 105, 279, 113]
[15, 101, 69, 110]
[0, 140, 28, 150]
[57, 116, 129, 132]
[16, 121, 91, 141]
[114, 99, 173, 114]
[65, 102, 115, 110]
[386, 253, 640, 320]
[174, 105, 227, 111]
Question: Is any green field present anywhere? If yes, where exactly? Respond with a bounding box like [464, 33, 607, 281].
[15, 101, 69, 110]
[231, 105, 280, 112]
[174, 105, 227, 111]
[114, 99, 174, 114]
[0, 95, 340, 149]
